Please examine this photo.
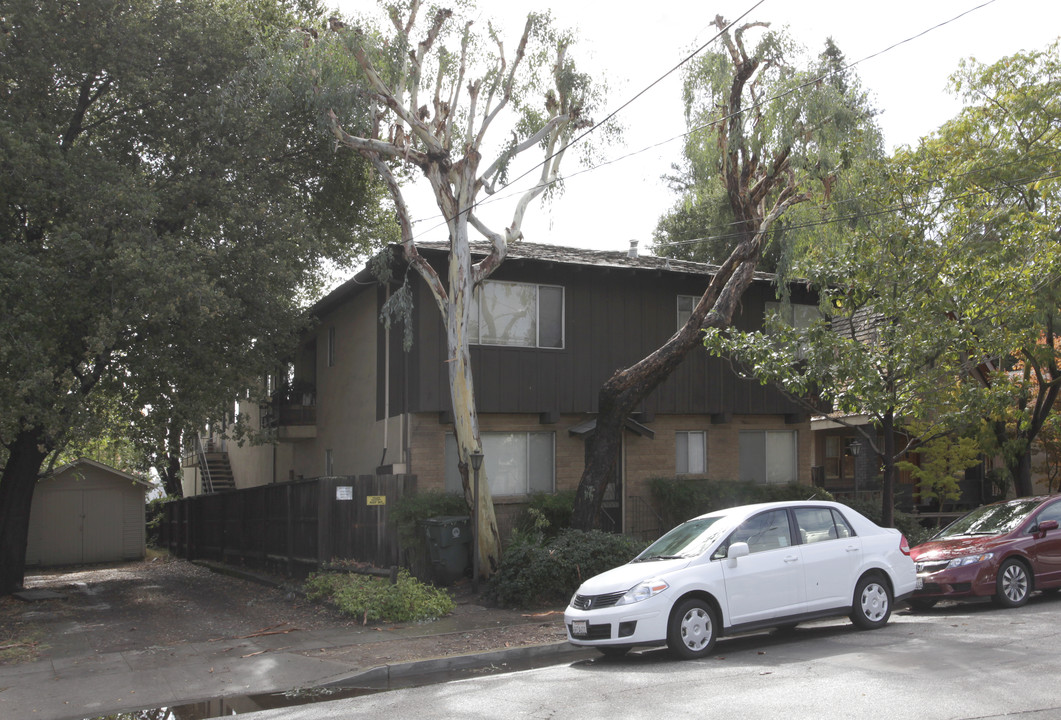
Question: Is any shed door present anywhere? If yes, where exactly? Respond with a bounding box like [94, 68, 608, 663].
[81, 489, 123, 563]
[36, 487, 123, 565]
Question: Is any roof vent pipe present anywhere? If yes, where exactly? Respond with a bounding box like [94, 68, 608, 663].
[628, 239, 638, 259]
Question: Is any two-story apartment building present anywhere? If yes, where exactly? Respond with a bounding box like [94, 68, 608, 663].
[194, 241, 819, 537]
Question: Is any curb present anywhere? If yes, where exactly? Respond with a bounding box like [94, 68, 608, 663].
[323, 641, 595, 690]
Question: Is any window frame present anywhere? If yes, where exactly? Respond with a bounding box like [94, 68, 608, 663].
[739, 430, 799, 485]
[444, 431, 556, 497]
[471, 280, 565, 349]
[675, 430, 707, 475]
[677, 294, 697, 330]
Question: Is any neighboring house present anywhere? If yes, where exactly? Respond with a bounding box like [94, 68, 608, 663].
[191, 241, 819, 538]
[26, 458, 150, 567]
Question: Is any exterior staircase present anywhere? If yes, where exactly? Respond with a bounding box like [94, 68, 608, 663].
[200, 452, 235, 493]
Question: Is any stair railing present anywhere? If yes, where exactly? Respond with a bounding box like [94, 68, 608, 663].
[195, 434, 215, 494]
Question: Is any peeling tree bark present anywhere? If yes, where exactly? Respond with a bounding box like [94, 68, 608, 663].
[326, 8, 591, 575]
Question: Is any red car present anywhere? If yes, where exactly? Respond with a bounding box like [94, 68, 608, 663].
[909, 495, 1061, 610]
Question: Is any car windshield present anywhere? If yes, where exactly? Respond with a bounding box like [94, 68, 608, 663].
[632, 517, 725, 561]
[935, 500, 1042, 539]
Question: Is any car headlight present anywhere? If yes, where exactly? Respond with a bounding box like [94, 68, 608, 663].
[615, 579, 669, 606]
[946, 553, 994, 569]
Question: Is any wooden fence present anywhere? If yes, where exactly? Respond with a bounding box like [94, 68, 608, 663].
[161, 474, 417, 577]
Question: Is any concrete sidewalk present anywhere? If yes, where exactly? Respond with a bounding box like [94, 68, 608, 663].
[0, 563, 585, 720]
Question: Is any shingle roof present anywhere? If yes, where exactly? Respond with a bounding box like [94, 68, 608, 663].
[416, 240, 778, 282]
[313, 240, 780, 317]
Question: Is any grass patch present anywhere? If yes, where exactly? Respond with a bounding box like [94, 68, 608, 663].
[303, 569, 455, 624]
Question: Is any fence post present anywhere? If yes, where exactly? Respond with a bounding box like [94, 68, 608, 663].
[286, 482, 295, 577]
[317, 477, 335, 566]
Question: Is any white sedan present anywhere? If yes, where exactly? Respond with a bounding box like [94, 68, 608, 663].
[565, 500, 917, 659]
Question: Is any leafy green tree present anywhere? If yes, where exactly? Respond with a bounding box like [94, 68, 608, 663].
[321, 1, 608, 575]
[898, 429, 982, 512]
[652, 37, 882, 273]
[0, 0, 391, 594]
[572, 17, 881, 529]
[923, 42, 1061, 497]
[703, 209, 995, 527]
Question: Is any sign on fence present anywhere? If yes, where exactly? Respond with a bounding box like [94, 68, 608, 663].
[367, 495, 386, 506]
[336, 486, 353, 501]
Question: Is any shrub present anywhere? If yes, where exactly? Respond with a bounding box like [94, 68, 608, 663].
[488, 528, 645, 609]
[650, 477, 832, 530]
[303, 569, 455, 623]
[145, 495, 178, 548]
[513, 490, 576, 539]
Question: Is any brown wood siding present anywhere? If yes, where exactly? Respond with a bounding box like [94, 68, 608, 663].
[380, 256, 806, 418]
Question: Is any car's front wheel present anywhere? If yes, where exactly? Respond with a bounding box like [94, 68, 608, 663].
[994, 559, 1031, 608]
[850, 573, 892, 629]
[667, 598, 718, 659]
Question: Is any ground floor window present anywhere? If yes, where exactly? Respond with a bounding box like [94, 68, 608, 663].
[445, 432, 555, 496]
[676, 431, 707, 474]
[739, 430, 797, 484]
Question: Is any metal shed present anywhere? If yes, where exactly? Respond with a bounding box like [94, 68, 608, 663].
[25, 458, 151, 567]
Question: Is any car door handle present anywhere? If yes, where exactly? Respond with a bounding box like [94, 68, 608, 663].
[845, 545, 859, 553]
[783, 555, 799, 563]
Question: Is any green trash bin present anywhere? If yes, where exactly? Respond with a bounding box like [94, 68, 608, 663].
[422, 516, 471, 585]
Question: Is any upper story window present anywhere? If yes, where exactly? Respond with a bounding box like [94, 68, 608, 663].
[471, 281, 564, 349]
[677, 295, 697, 329]
[765, 301, 818, 330]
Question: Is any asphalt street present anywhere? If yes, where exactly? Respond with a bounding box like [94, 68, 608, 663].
[236, 593, 1061, 720]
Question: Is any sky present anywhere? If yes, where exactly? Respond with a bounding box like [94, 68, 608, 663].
[332, 0, 1061, 256]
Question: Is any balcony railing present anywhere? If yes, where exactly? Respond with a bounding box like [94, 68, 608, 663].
[261, 385, 316, 429]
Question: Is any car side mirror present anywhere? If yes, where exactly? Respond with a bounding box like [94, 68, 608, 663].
[1035, 519, 1058, 535]
[727, 541, 750, 567]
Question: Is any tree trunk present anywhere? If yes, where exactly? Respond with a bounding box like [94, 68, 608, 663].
[879, 414, 896, 529]
[1013, 450, 1035, 498]
[0, 426, 50, 595]
[444, 235, 502, 576]
[571, 247, 764, 530]
[160, 426, 184, 498]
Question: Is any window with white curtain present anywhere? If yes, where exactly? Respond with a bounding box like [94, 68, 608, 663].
[471, 281, 564, 348]
[739, 430, 798, 484]
[676, 431, 707, 474]
[445, 432, 555, 496]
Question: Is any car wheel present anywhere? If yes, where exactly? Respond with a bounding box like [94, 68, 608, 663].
[907, 597, 938, 612]
[850, 573, 892, 629]
[994, 559, 1031, 608]
[597, 645, 631, 658]
[667, 598, 718, 660]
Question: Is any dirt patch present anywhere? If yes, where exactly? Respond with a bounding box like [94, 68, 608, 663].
[0, 556, 566, 668]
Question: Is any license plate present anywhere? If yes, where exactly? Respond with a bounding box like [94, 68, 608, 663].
[915, 577, 923, 590]
[571, 620, 588, 636]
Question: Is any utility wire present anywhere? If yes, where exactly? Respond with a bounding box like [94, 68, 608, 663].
[405, 0, 1001, 244]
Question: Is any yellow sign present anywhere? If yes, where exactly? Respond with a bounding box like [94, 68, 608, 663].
[367, 495, 386, 506]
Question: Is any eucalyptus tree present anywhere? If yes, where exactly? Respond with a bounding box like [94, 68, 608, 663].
[572, 17, 881, 529]
[0, 0, 390, 594]
[322, 1, 606, 575]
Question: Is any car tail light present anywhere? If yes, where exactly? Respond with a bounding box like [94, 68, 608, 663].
[899, 534, 911, 556]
